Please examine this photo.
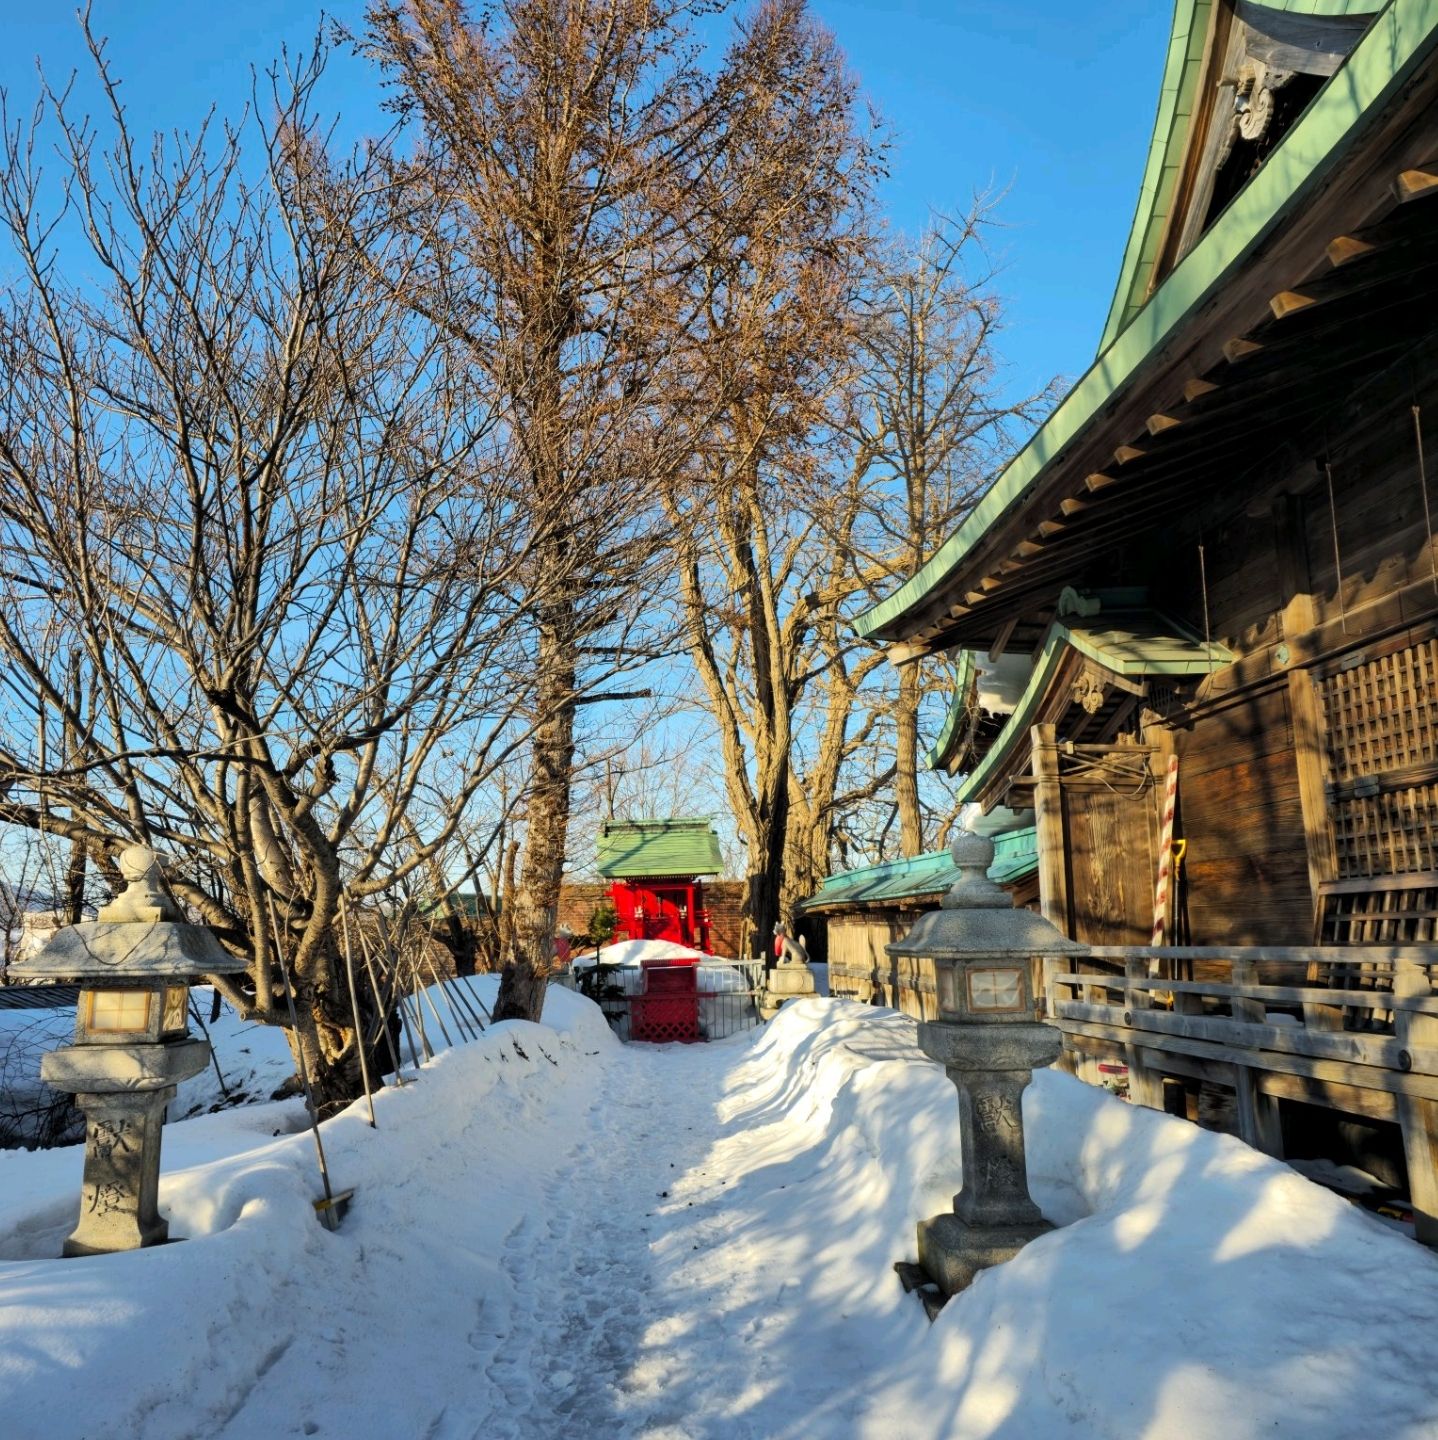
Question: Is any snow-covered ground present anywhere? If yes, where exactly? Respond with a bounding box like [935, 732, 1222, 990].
[2, 990, 1437, 1439]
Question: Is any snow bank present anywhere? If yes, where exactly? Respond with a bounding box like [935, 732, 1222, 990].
[3, 987, 1437, 1439]
[0, 979, 615, 1440]
[716, 1000, 1438, 1439]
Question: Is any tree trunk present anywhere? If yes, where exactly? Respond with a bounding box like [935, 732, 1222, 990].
[284, 979, 366, 1117]
[64, 837, 87, 926]
[744, 755, 791, 963]
[496, 599, 577, 1023]
[896, 662, 924, 857]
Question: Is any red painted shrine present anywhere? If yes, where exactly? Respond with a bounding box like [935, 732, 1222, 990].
[595, 819, 724, 953]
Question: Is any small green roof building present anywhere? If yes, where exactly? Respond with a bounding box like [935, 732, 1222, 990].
[596, 818, 724, 953]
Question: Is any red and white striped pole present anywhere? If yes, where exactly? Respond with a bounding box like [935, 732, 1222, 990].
[1151, 753, 1180, 946]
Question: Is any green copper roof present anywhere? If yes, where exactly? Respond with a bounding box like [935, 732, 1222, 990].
[1101, 0, 1382, 351]
[955, 611, 1232, 807]
[1100, 0, 1217, 352]
[595, 818, 723, 879]
[800, 828, 1038, 912]
[926, 649, 980, 773]
[858, 0, 1435, 648]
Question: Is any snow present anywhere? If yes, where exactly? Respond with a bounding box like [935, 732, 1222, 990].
[2, 991, 1437, 1439]
[0, 991, 296, 1147]
[577, 938, 716, 966]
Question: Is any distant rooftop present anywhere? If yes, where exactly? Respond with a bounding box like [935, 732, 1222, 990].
[800, 828, 1037, 913]
[596, 818, 723, 880]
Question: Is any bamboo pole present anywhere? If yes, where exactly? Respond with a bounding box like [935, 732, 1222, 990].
[266, 896, 338, 1212]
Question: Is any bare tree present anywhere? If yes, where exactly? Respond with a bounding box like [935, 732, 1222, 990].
[845, 204, 1062, 857]
[363, 0, 772, 1019]
[0, 31, 539, 1108]
[664, 0, 882, 955]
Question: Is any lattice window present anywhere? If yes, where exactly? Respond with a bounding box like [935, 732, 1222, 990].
[1320, 639, 1438, 878]
[1318, 874, 1438, 944]
[1330, 788, 1438, 877]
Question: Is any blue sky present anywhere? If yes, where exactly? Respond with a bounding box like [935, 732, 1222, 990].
[0, 1, 1172, 393]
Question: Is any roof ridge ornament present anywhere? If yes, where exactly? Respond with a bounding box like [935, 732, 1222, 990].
[1056, 586, 1101, 619]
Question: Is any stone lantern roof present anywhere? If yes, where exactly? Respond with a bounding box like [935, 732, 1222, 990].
[9, 845, 245, 981]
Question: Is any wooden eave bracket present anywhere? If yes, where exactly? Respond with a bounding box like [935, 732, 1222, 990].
[1326, 234, 1380, 269]
[1223, 336, 1264, 363]
[1395, 168, 1438, 204]
[1269, 289, 1320, 319]
[885, 640, 929, 667]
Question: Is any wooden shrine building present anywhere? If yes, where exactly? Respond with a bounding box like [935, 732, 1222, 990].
[595, 819, 723, 952]
[861, 0, 1438, 951]
[858, 0, 1438, 1226]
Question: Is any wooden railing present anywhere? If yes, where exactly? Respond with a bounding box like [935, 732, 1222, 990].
[1046, 944, 1438, 1243]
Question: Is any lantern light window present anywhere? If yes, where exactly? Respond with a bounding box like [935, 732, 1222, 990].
[966, 966, 1025, 1013]
[162, 985, 189, 1034]
[88, 989, 154, 1034]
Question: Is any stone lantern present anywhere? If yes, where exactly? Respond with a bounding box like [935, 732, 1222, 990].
[10, 845, 246, 1256]
[888, 828, 1084, 1300]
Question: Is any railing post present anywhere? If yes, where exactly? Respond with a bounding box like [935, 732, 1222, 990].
[1123, 957, 1163, 1109]
[1394, 958, 1438, 1245]
[1231, 959, 1284, 1157]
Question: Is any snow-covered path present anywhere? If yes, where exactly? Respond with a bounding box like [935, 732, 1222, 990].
[478, 1040, 746, 1439]
[5, 988, 1438, 1440]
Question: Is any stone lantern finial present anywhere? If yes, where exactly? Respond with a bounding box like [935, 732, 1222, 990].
[97, 845, 180, 923]
[941, 829, 1010, 911]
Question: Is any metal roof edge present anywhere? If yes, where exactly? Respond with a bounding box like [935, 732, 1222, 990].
[801, 827, 1039, 910]
[1099, 0, 1214, 352]
[926, 650, 979, 773]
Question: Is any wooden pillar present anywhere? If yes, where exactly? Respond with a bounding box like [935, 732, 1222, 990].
[1123, 957, 1164, 1110]
[1031, 723, 1070, 935]
[1394, 958, 1438, 1246]
[1032, 723, 1079, 1073]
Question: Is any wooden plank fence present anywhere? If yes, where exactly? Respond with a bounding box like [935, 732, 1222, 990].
[1046, 944, 1438, 1242]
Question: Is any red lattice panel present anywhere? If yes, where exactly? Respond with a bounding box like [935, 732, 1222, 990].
[629, 961, 700, 1043]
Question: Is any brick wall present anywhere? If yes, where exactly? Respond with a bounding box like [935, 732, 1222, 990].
[557, 879, 747, 958]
